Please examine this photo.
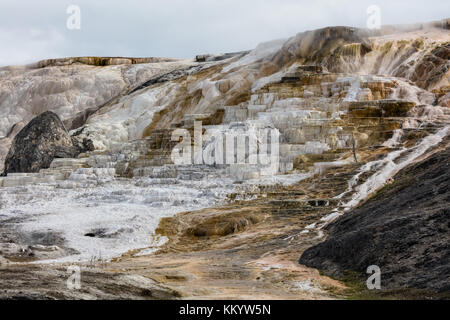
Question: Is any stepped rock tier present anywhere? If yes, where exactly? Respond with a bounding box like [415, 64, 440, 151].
[0, 20, 449, 299]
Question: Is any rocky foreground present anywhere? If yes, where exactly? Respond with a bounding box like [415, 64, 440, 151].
[300, 141, 450, 294]
[0, 19, 449, 299]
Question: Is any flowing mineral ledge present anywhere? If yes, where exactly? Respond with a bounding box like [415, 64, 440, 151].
[317, 125, 449, 228]
[0, 21, 449, 299]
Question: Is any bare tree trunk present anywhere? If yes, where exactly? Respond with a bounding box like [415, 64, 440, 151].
[352, 134, 358, 163]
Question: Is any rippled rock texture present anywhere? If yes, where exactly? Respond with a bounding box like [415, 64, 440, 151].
[299, 142, 450, 293]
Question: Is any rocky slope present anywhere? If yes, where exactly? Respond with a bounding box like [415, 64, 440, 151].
[0, 19, 449, 299]
[0, 57, 197, 172]
[299, 140, 450, 293]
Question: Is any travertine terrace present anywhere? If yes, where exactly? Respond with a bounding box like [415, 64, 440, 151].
[0, 19, 449, 299]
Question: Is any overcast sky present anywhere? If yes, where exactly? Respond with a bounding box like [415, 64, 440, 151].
[0, 0, 448, 66]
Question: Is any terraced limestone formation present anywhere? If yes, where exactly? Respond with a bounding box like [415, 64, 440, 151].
[0, 20, 449, 299]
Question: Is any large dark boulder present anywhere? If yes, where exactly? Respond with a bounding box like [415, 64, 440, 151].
[299, 143, 450, 292]
[2, 111, 93, 175]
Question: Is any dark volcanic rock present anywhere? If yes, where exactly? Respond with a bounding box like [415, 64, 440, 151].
[2, 111, 91, 175]
[71, 135, 95, 154]
[299, 143, 450, 292]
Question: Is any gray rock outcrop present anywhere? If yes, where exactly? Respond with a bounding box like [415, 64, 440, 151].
[2, 111, 93, 175]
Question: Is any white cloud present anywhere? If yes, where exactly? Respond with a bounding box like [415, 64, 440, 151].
[0, 0, 448, 66]
[0, 28, 66, 66]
